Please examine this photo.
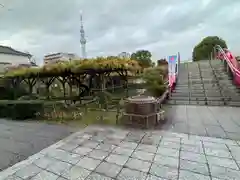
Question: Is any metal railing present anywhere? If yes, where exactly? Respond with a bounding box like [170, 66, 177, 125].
[214, 45, 240, 85]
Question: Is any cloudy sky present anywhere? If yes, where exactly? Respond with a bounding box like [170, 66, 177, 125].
[0, 0, 240, 65]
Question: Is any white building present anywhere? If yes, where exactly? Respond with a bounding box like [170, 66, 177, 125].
[0, 45, 34, 73]
[44, 53, 79, 65]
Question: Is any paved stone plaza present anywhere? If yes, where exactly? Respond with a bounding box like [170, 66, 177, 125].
[163, 105, 240, 140]
[1, 126, 240, 180]
[0, 119, 76, 171]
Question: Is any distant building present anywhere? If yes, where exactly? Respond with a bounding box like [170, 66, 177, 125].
[44, 53, 79, 65]
[0, 45, 33, 73]
[118, 52, 131, 58]
[6, 62, 38, 72]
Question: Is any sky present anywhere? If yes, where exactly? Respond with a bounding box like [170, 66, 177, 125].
[0, 0, 240, 65]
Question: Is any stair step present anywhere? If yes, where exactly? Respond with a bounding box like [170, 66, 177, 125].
[189, 101, 206, 105]
[167, 100, 190, 105]
[227, 101, 240, 107]
[189, 94, 206, 97]
[206, 97, 225, 101]
[166, 100, 229, 106]
[206, 101, 226, 106]
[171, 92, 191, 95]
[168, 60, 240, 107]
[189, 97, 206, 101]
[173, 90, 205, 93]
[205, 92, 221, 95]
[169, 96, 190, 100]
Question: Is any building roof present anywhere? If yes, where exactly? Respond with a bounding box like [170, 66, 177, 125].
[44, 52, 77, 58]
[44, 52, 62, 58]
[0, 45, 32, 57]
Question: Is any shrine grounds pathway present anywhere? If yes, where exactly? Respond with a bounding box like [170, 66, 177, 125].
[163, 105, 240, 140]
[0, 119, 77, 171]
[1, 105, 240, 179]
[1, 125, 240, 180]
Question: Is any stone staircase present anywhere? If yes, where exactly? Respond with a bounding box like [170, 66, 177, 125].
[167, 60, 240, 106]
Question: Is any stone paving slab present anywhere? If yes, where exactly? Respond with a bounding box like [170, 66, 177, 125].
[1, 126, 240, 180]
[163, 105, 240, 140]
[0, 119, 76, 171]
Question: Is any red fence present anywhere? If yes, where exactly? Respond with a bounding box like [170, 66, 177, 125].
[215, 45, 240, 86]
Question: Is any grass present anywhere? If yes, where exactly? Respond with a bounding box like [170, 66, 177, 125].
[111, 88, 140, 99]
[40, 86, 142, 127]
[57, 86, 145, 128]
[8, 85, 144, 127]
[62, 110, 118, 128]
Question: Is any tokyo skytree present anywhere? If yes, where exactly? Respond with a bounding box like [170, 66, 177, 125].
[80, 11, 87, 58]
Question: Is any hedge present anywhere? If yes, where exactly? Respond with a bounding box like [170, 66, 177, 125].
[0, 100, 45, 120]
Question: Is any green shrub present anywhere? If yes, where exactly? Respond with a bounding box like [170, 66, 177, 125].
[128, 83, 146, 89]
[0, 86, 28, 100]
[0, 100, 44, 120]
[142, 67, 167, 97]
[95, 91, 113, 109]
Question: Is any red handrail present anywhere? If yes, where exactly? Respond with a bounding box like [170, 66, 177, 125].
[215, 45, 240, 86]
